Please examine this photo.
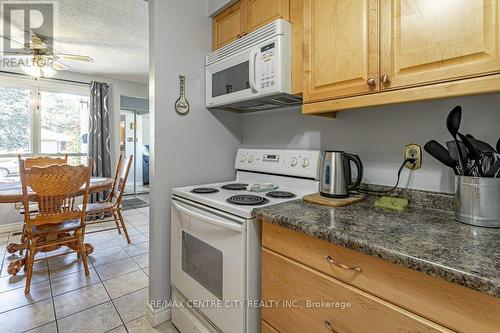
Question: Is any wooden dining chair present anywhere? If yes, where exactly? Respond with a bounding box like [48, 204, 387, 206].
[8, 160, 93, 294]
[13, 154, 69, 255]
[19, 154, 68, 168]
[80, 154, 134, 244]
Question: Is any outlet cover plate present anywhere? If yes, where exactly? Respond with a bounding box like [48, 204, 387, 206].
[404, 143, 422, 170]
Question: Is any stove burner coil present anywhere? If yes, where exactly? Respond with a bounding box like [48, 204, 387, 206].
[191, 188, 219, 194]
[266, 191, 296, 199]
[226, 195, 269, 206]
[221, 183, 249, 191]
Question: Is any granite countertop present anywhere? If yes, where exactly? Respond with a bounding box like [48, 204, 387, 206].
[254, 196, 500, 298]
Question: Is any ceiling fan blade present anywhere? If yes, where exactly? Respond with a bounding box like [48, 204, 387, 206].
[54, 53, 94, 63]
[52, 60, 68, 71]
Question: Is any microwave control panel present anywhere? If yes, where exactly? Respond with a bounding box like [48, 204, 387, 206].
[259, 42, 278, 89]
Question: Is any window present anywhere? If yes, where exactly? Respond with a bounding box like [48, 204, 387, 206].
[0, 76, 89, 183]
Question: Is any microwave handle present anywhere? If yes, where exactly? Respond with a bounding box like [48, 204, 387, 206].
[173, 200, 243, 233]
[248, 48, 259, 92]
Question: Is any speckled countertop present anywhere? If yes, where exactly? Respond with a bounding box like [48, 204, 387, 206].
[254, 196, 500, 298]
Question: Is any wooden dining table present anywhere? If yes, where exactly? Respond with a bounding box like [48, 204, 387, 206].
[0, 177, 114, 275]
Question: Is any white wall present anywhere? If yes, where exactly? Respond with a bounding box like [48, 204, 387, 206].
[148, 0, 242, 321]
[208, 0, 237, 16]
[0, 71, 148, 226]
[242, 92, 500, 193]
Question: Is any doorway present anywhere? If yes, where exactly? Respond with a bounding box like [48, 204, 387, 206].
[120, 108, 150, 196]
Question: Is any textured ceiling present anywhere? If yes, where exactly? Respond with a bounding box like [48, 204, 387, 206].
[53, 0, 149, 83]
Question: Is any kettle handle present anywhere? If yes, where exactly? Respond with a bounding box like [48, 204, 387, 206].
[345, 153, 363, 191]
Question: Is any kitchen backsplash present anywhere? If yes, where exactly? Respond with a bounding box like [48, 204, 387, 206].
[241, 92, 500, 193]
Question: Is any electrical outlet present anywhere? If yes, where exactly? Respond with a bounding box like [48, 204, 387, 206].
[404, 143, 422, 170]
[14, 202, 22, 210]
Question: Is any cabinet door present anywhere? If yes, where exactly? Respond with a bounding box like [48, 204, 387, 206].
[290, 0, 304, 95]
[246, 0, 290, 33]
[303, 0, 379, 102]
[380, 0, 500, 90]
[212, 2, 246, 50]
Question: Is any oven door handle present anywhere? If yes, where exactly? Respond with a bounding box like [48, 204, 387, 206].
[173, 201, 243, 233]
[248, 48, 259, 93]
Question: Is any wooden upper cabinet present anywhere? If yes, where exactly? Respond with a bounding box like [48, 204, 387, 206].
[246, 0, 290, 32]
[303, 0, 379, 103]
[212, 2, 246, 50]
[380, 0, 500, 90]
[212, 0, 291, 50]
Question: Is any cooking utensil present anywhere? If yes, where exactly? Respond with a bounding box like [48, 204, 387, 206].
[485, 160, 500, 178]
[424, 140, 458, 174]
[319, 151, 363, 198]
[446, 140, 468, 163]
[446, 106, 465, 174]
[465, 136, 496, 154]
[459, 133, 484, 176]
[497, 138, 500, 153]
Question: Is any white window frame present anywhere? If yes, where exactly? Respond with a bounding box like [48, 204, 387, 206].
[0, 75, 89, 160]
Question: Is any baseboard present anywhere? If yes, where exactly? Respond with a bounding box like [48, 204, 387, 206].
[147, 302, 171, 327]
[0, 221, 23, 234]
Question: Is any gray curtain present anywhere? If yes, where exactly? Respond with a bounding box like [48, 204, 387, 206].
[89, 81, 111, 200]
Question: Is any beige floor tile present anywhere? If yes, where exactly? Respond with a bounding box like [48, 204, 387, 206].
[135, 225, 149, 234]
[116, 233, 148, 246]
[57, 301, 122, 333]
[126, 316, 178, 333]
[85, 232, 114, 245]
[0, 280, 51, 314]
[89, 239, 123, 253]
[113, 287, 148, 323]
[24, 321, 58, 333]
[122, 241, 149, 257]
[105, 325, 128, 333]
[142, 268, 149, 277]
[132, 253, 149, 269]
[48, 258, 89, 279]
[54, 283, 110, 319]
[95, 257, 141, 281]
[51, 268, 100, 296]
[122, 209, 142, 217]
[0, 299, 55, 333]
[103, 269, 148, 299]
[0, 269, 49, 293]
[90, 247, 130, 266]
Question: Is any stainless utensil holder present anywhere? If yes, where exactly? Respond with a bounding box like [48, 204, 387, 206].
[455, 176, 500, 228]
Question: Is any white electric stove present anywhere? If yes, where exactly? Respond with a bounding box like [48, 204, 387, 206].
[171, 149, 321, 333]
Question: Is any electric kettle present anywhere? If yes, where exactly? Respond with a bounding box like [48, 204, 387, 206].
[319, 151, 363, 198]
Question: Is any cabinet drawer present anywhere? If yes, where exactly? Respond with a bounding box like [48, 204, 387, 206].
[262, 249, 449, 333]
[262, 221, 500, 333]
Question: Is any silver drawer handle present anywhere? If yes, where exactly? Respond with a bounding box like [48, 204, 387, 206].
[324, 320, 338, 333]
[324, 255, 362, 272]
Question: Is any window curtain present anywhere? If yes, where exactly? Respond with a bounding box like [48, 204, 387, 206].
[89, 81, 111, 201]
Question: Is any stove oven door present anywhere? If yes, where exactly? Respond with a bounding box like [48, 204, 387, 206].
[171, 198, 246, 333]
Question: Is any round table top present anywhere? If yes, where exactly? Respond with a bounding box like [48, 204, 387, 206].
[0, 177, 114, 203]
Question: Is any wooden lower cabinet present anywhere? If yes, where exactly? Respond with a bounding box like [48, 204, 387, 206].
[261, 222, 500, 333]
[262, 249, 449, 333]
[261, 320, 279, 333]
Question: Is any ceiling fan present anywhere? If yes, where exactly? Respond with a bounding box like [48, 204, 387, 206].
[1, 33, 94, 78]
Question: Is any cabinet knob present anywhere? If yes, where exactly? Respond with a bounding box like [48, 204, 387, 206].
[367, 78, 376, 86]
[237, 34, 242, 38]
[380, 74, 390, 84]
[324, 320, 338, 333]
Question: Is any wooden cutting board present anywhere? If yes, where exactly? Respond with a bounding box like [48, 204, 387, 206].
[303, 193, 364, 207]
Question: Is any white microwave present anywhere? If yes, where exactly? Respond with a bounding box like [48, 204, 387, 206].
[205, 19, 301, 112]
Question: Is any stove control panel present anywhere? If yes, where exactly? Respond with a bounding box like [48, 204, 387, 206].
[235, 149, 321, 180]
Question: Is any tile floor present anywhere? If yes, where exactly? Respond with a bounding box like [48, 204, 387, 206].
[0, 206, 178, 333]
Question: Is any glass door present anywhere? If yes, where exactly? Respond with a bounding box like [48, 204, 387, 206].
[120, 109, 150, 195]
